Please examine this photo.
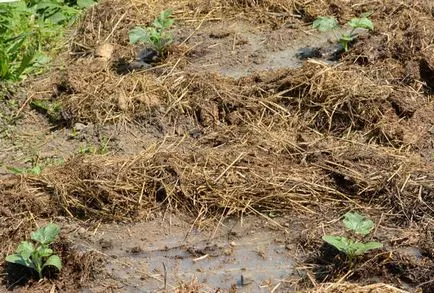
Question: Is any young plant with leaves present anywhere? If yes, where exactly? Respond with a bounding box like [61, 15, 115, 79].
[322, 212, 383, 265]
[129, 9, 174, 57]
[313, 14, 373, 51]
[6, 223, 62, 279]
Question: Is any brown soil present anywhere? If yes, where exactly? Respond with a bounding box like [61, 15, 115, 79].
[1, 0, 433, 292]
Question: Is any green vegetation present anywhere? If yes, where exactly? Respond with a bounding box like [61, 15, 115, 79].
[0, 0, 96, 82]
[6, 223, 62, 279]
[129, 9, 174, 56]
[322, 212, 383, 265]
[7, 164, 42, 175]
[78, 137, 110, 155]
[30, 99, 63, 122]
[313, 14, 373, 51]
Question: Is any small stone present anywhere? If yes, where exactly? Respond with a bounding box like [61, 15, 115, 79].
[74, 123, 87, 131]
[99, 238, 113, 250]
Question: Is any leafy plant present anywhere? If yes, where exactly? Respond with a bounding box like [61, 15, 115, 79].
[0, 0, 96, 82]
[313, 14, 373, 51]
[6, 223, 62, 279]
[129, 9, 174, 57]
[322, 212, 382, 264]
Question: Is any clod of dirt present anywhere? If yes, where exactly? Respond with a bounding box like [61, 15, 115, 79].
[296, 47, 322, 60]
[94, 43, 114, 61]
[137, 47, 159, 63]
[419, 53, 434, 91]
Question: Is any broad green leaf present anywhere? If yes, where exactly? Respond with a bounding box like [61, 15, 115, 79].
[42, 255, 62, 271]
[322, 235, 351, 254]
[348, 17, 373, 30]
[353, 241, 383, 255]
[128, 27, 148, 44]
[37, 246, 53, 257]
[29, 165, 42, 175]
[5, 254, 35, 270]
[77, 0, 96, 9]
[31, 223, 60, 245]
[16, 241, 34, 260]
[16, 50, 35, 77]
[343, 212, 375, 235]
[47, 11, 68, 24]
[313, 16, 339, 32]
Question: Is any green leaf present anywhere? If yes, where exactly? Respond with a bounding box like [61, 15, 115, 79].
[153, 9, 173, 29]
[313, 16, 339, 32]
[128, 27, 148, 44]
[31, 223, 60, 245]
[15, 50, 35, 77]
[37, 246, 53, 257]
[343, 212, 375, 235]
[353, 241, 383, 255]
[322, 235, 351, 254]
[16, 241, 34, 260]
[29, 165, 42, 175]
[348, 17, 373, 30]
[77, 0, 96, 9]
[42, 255, 62, 271]
[5, 254, 35, 270]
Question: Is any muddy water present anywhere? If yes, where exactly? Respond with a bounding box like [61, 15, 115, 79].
[182, 20, 364, 79]
[76, 216, 295, 292]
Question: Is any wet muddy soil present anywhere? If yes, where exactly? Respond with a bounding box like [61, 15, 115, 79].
[72, 216, 297, 292]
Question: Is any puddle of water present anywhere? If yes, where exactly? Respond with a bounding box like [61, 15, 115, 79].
[218, 29, 349, 79]
[76, 217, 295, 292]
[184, 21, 365, 79]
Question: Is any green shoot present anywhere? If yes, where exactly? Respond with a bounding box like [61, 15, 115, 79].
[6, 223, 62, 279]
[313, 15, 373, 51]
[129, 9, 174, 57]
[322, 212, 382, 265]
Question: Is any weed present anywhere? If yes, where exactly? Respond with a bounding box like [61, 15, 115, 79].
[30, 99, 63, 122]
[6, 223, 62, 279]
[129, 9, 174, 57]
[0, 0, 96, 82]
[78, 137, 110, 155]
[322, 212, 383, 265]
[7, 165, 42, 175]
[313, 14, 373, 51]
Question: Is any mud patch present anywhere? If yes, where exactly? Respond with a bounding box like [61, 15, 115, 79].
[70, 215, 296, 292]
[180, 20, 367, 78]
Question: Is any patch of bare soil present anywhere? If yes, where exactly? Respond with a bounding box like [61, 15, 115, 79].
[1, 0, 434, 292]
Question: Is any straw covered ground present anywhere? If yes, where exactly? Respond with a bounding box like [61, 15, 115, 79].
[0, 0, 433, 292]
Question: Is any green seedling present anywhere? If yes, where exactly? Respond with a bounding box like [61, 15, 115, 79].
[6, 223, 62, 279]
[313, 14, 373, 51]
[7, 165, 42, 175]
[322, 212, 382, 265]
[129, 9, 174, 56]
